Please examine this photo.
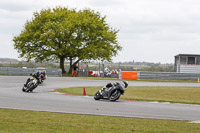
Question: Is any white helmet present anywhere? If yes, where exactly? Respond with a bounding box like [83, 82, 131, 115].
[122, 80, 128, 88]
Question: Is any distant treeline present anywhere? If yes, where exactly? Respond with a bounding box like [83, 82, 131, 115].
[0, 58, 174, 72]
[0, 58, 18, 63]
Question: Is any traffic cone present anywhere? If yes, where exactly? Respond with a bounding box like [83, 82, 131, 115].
[83, 88, 87, 96]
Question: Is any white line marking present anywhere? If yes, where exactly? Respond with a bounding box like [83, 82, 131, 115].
[189, 121, 200, 123]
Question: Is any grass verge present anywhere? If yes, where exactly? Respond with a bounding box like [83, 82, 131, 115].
[56, 86, 200, 105]
[0, 108, 200, 133]
[79, 77, 198, 83]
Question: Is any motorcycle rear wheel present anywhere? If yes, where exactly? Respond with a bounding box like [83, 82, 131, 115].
[109, 90, 121, 101]
[94, 92, 101, 100]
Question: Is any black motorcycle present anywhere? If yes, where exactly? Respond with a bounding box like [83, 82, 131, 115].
[22, 76, 39, 92]
[94, 85, 125, 101]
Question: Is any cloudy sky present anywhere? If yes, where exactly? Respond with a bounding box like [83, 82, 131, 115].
[1, 0, 200, 63]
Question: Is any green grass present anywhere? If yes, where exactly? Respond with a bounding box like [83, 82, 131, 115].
[56, 86, 200, 104]
[0, 108, 200, 133]
[79, 77, 198, 83]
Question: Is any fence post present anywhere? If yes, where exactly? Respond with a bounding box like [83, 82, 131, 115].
[137, 71, 140, 80]
[102, 64, 105, 78]
[86, 65, 89, 77]
[119, 71, 122, 79]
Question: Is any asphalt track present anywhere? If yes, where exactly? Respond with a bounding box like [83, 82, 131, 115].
[0, 76, 200, 121]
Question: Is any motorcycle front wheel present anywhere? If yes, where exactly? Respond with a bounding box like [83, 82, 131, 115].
[94, 91, 101, 100]
[109, 90, 121, 101]
[26, 82, 35, 92]
[22, 87, 26, 92]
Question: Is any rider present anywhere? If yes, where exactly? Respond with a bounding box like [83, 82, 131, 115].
[24, 71, 42, 87]
[101, 80, 128, 92]
[41, 70, 47, 80]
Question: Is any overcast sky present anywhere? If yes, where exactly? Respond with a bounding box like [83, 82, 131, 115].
[1, 0, 200, 63]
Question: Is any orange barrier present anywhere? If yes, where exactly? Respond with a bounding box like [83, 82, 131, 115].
[122, 72, 137, 80]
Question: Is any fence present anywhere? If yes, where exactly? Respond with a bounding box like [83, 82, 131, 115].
[79, 69, 200, 81]
[119, 71, 200, 81]
[2, 66, 199, 80]
[0, 67, 62, 77]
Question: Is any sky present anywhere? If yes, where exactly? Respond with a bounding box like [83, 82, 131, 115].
[1, 0, 200, 63]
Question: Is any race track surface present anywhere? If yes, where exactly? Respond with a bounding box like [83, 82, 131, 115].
[0, 76, 200, 121]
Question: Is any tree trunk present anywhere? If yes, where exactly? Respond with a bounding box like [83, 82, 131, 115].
[68, 57, 80, 74]
[68, 57, 73, 74]
[60, 57, 66, 74]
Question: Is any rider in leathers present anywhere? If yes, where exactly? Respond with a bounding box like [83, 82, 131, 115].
[24, 72, 42, 87]
[100, 81, 128, 94]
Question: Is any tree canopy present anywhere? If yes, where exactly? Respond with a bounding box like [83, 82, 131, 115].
[13, 7, 122, 73]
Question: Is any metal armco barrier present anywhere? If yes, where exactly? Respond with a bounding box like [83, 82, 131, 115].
[0, 67, 62, 77]
[119, 71, 200, 81]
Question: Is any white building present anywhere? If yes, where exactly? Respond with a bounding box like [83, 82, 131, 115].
[174, 54, 200, 73]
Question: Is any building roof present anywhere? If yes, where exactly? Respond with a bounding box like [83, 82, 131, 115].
[175, 54, 200, 57]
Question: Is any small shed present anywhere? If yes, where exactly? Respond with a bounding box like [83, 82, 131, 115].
[174, 54, 200, 73]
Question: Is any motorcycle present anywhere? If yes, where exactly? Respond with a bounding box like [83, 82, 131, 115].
[94, 85, 125, 101]
[22, 76, 39, 92]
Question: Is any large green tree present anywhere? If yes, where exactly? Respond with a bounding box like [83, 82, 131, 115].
[13, 7, 121, 74]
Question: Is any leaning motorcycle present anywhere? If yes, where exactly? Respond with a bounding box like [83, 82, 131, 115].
[22, 76, 39, 92]
[94, 86, 125, 101]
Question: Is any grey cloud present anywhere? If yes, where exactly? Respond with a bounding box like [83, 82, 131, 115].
[0, 1, 34, 12]
[88, 0, 124, 7]
[1, 0, 200, 63]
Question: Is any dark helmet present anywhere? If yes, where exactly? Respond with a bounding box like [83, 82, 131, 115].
[122, 80, 128, 88]
[36, 71, 40, 76]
